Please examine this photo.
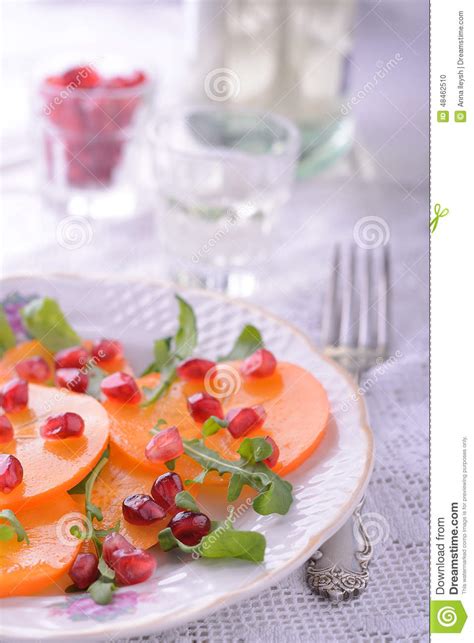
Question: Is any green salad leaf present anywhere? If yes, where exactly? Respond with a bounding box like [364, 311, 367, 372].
[183, 438, 293, 516]
[141, 338, 172, 375]
[158, 523, 266, 562]
[237, 437, 273, 463]
[85, 366, 108, 400]
[88, 577, 116, 605]
[175, 491, 201, 513]
[20, 297, 81, 353]
[174, 295, 197, 360]
[67, 448, 119, 604]
[141, 365, 177, 407]
[159, 496, 266, 562]
[141, 297, 265, 412]
[202, 416, 228, 437]
[68, 447, 110, 496]
[141, 295, 196, 406]
[218, 324, 263, 361]
[0, 306, 16, 357]
[165, 458, 176, 471]
[0, 509, 30, 544]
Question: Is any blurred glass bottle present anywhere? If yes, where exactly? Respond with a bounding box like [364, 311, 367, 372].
[182, 0, 356, 177]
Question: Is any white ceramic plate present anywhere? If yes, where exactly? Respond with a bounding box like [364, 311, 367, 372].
[0, 274, 374, 642]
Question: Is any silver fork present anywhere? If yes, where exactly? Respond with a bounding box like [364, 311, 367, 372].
[306, 243, 390, 602]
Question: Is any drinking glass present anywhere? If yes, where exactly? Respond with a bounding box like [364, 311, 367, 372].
[182, 0, 356, 177]
[150, 107, 300, 295]
[35, 56, 154, 219]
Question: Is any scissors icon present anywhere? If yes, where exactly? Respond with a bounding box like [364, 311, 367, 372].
[430, 203, 449, 233]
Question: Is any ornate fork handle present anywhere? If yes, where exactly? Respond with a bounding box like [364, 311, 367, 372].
[306, 498, 373, 602]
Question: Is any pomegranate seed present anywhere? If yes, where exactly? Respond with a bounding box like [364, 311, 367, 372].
[187, 393, 224, 423]
[106, 71, 147, 88]
[151, 472, 184, 515]
[69, 553, 99, 589]
[101, 372, 141, 404]
[241, 348, 277, 378]
[169, 511, 211, 546]
[54, 346, 89, 369]
[40, 412, 85, 439]
[15, 357, 51, 383]
[0, 454, 23, 493]
[176, 359, 216, 381]
[62, 65, 101, 89]
[263, 436, 280, 468]
[122, 494, 166, 525]
[110, 548, 156, 586]
[145, 426, 183, 463]
[91, 339, 123, 363]
[103, 533, 135, 567]
[1, 379, 28, 413]
[226, 405, 267, 438]
[0, 416, 13, 443]
[55, 368, 89, 393]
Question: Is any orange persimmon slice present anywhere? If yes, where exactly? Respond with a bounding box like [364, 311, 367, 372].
[0, 340, 55, 383]
[0, 384, 109, 511]
[72, 448, 229, 551]
[0, 493, 82, 597]
[0, 339, 133, 384]
[105, 362, 329, 482]
[72, 447, 166, 551]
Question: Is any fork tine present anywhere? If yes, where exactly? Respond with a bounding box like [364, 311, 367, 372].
[357, 247, 370, 349]
[375, 245, 390, 356]
[321, 245, 340, 347]
[338, 244, 356, 347]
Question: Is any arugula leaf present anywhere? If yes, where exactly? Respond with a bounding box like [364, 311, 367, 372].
[94, 522, 120, 539]
[183, 438, 293, 516]
[0, 509, 30, 544]
[175, 491, 200, 513]
[87, 550, 118, 605]
[238, 437, 272, 463]
[98, 556, 116, 580]
[71, 448, 119, 605]
[227, 474, 245, 502]
[202, 416, 228, 437]
[199, 528, 266, 562]
[88, 578, 116, 605]
[85, 366, 108, 400]
[66, 447, 120, 605]
[141, 337, 172, 375]
[174, 295, 197, 360]
[251, 474, 293, 516]
[0, 524, 15, 541]
[141, 366, 178, 407]
[184, 439, 269, 487]
[0, 306, 16, 357]
[141, 295, 197, 405]
[68, 447, 110, 495]
[218, 324, 263, 361]
[158, 525, 266, 562]
[158, 527, 178, 551]
[20, 297, 80, 353]
[69, 524, 86, 540]
[84, 452, 109, 523]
